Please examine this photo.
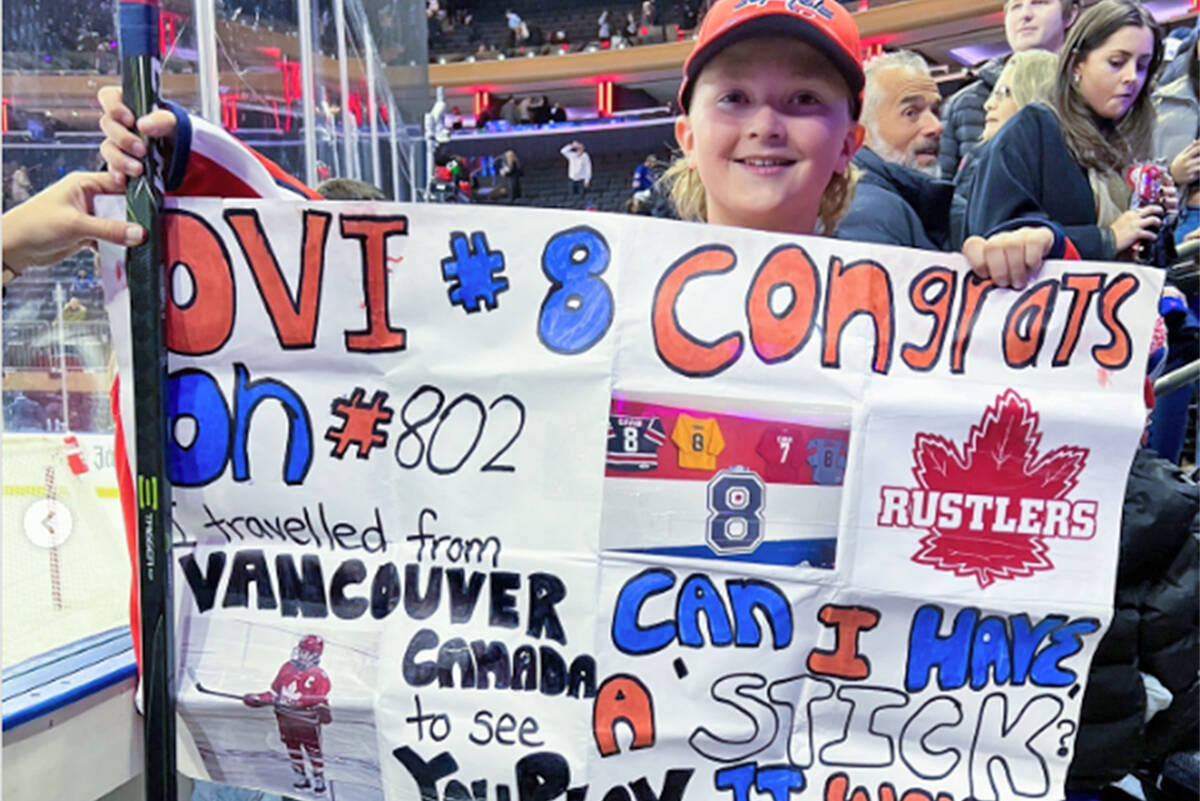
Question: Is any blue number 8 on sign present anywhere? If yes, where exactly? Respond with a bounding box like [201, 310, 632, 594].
[538, 226, 614, 354]
[706, 468, 765, 555]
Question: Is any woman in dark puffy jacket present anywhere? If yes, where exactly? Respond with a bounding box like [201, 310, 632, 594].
[1068, 448, 1198, 797]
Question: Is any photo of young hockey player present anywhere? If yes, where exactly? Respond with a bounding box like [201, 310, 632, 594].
[185, 620, 382, 800]
[241, 634, 332, 793]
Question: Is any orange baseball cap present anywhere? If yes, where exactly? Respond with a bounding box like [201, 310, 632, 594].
[678, 0, 865, 119]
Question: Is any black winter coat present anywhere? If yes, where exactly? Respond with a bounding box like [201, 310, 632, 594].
[937, 57, 1006, 181]
[1068, 449, 1199, 790]
[837, 147, 954, 251]
[966, 103, 1115, 260]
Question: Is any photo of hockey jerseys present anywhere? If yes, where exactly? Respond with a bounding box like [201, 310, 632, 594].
[606, 415, 668, 471]
[806, 436, 848, 485]
[755, 426, 850, 485]
[671, 414, 725, 471]
[603, 399, 850, 486]
[755, 425, 807, 482]
[601, 397, 851, 568]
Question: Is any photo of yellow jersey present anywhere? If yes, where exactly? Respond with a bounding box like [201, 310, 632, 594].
[672, 414, 725, 471]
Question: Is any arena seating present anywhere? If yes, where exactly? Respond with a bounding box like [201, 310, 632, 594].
[481, 149, 660, 213]
[427, 0, 686, 61]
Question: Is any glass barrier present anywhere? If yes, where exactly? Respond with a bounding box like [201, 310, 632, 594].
[313, 0, 346, 182]
[212, 0, 309, 181]
[1, 0, 426, 671]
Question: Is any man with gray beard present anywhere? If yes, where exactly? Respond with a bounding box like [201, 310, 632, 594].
[837, 51, 955, 251]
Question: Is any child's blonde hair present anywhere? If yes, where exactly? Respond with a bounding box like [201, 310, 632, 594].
[659, 157, 860, 235]
[1000, 49, 1057, 111]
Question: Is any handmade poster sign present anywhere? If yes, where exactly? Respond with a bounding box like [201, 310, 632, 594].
[99, 199, 1161, 801]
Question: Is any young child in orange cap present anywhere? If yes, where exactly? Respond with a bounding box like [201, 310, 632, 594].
[666, 0, 1061, 287]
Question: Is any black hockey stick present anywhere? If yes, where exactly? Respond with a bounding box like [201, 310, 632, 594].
[194, 681, 244, 702]
[118, 2, 175, 800]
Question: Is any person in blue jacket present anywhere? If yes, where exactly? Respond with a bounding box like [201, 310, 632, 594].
[837, 50, 954, 251]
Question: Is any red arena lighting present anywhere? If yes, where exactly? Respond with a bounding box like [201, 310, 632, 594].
[596, 81, 614, 116]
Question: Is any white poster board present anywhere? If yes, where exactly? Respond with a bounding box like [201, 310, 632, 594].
[100, 200, 1161, 801]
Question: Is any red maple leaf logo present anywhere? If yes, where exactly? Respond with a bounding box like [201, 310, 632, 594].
[909, 389, 1089, 587]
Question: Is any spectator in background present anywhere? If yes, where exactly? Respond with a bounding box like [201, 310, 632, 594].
[498, 150, 523, 202]
[43, 397, 64, 432]
[474, 40, 497, 60]
[858, 52, 943, 176]
[505, 9, 522, 49]
[939, 0, 1080, 181]
[561, 140, 592, 195]
[62, 295, 89, 322]
[71, 266, 98, 296]
[1159, 20, 1197, 84]
[950, 50, 1057, 248]
[528, 95, 552, 125]
[980, 51, 1057, 151]
[427, 7, 446, 51]
[632, 155, 655, 192]
[1148, 33, 1198, 466]
[9, 166, 32, 204]
[967, 0, 1172, 270]
[1150, 282, 1199, 465]
[631, 155, 659, 206]
[624, 11, 639, 43]
[464, 12, 481, 49]
[838, 51, 953, 249]
[598, 9, 611, 41]
[5, 392, 45, 432]
[549, 102, 568, 123]
[1154, 34, 1198, 246]
[501, 95, 526, 125]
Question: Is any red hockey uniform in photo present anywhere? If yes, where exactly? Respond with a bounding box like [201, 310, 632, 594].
[243, 634, 332, 793]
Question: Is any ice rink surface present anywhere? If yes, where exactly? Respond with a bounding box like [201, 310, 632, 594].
[3, 433, 130, 667]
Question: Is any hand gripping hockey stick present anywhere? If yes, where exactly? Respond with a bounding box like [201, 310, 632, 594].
[117, 2, 175, 800]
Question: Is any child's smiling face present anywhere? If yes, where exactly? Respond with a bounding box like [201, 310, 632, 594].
[676, 37, 862, 235]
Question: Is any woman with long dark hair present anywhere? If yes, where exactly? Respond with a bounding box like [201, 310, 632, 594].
[966, 0, 1175, 260]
